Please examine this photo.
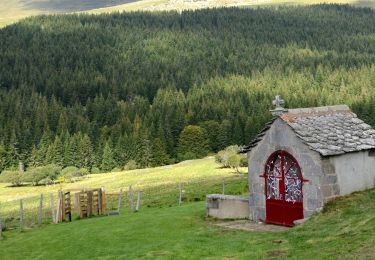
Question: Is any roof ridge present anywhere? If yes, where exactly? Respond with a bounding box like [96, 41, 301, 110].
[286, 104, 350, 115]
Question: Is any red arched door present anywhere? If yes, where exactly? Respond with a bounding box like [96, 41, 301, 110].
[264, 150, 304, 226]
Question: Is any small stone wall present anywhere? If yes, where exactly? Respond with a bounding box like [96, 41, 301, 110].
[206, 194, 249, 219]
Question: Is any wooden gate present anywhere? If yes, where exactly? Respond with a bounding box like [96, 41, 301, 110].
[263, 150, 305, 226]
[74, 188, 106, 218]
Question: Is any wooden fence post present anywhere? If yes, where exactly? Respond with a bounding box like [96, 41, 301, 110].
[135, 191, 141, 212]
[222, 179, 225, 195]
[101, 187, 106, 215]
[19, 199, 24, 232]
[98, 189, 102, 215]
[87, 190, 93, 217]
[38, 194, 43, 226]
[129, 185, 133, 212]
[179, 183, 182, 206]
[0, 202, 3, 240]
[65, 192, 72, 222]
[51, 194, 55, 223]
[0, 216, 3, 240]
[60, 191, 65, 221]
[55, 192, 62, 223]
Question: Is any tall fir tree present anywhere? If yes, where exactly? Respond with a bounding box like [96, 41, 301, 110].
[79, 134, 94, 169]
[100, 141, 116, 172]
[151, 138, 170, 166]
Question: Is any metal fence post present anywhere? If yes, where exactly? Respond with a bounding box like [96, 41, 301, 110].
[179, 183, 182, 206]
[135, 191, 141, 212]
[129, 185, 133, 212]
[19, 199, 24, 232]
[38, 194, 43, 226]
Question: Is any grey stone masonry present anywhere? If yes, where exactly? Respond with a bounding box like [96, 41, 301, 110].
[247, 119, 326, 221]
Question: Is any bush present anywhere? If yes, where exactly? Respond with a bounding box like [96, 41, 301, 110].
[227, 154, 242, 173]
[0, 170, 23, 186]
[123, 160, 138, 171]
[23, 164, 61, 185]
[240, 156, 248, 167]
[61, 166, 79, 176]
[177, 152, 197, 161]
[215, 145, 246, 172]
[60, 166, 89, 182]
[91, 167, 101, 174]
[39, 177, 53, 185]
[111, 167, 122, 172]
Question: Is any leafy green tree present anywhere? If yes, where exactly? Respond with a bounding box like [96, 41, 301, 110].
[215, 145, 246, 173]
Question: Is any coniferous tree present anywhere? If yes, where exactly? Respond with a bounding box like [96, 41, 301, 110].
[44, 143, 55, 165]
[0, 142, 7, 173]
[7, 131, 20, 168]
[151, 138, 170, 166]
[29, 145, 39, 168]
[177, 125, 210, 160]
[52, 136, 64, 167]
[79, 134, 94, 169]
[1, 6, 375, 170]
[100, 141, 116, 172]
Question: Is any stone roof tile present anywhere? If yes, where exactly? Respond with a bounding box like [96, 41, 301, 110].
[242, 105, 375, 156]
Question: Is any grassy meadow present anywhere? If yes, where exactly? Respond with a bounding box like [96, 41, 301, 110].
[0, 157, 246, 203]
[1, 0, 375, 28]
[0, 157, 247, 230]
[0, 188, 374, 259]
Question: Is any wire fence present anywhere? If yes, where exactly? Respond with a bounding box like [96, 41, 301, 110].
[0, 174, 248, 237]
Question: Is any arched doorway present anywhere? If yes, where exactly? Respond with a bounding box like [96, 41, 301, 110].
[264, 150, 304, 226]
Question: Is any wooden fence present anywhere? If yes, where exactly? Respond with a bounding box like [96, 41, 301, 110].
[0, 175, 247, 236]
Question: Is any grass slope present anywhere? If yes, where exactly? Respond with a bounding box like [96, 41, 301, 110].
[2, 0, 375, 28]
[0, 157, 245, 203]
[0, 157, 247, 230]
[0, 188, 374, 259]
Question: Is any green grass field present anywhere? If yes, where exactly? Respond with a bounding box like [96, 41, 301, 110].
[0, 157, 246, 203]
[0, 157, 248, 230]
[1, 0, 375, 28]
[0, 187, 374, 259]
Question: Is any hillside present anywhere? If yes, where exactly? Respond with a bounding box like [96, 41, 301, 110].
[0, 157, 246, 203]
[1, 1, 375, 28]
[2, 6, 375, 174]
[0, 188, 374, 258]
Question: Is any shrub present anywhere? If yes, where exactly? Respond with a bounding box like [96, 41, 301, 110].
[39, 177, 53, 185]
[240, 156, 248, 167]
[177, 151, 197, 161]
[23, 164, 61, 185]
[227, 154, 242, 173]
[215, 145, 246, 172]
[91, 167, 101, 174]
[0, 170, 23, 186]
[61, 166, 79, 176]
[123, 160, 138, 171]
[61, 166, 89, 182]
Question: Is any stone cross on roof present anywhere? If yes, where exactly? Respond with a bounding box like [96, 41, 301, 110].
[270, 95, 287, 116]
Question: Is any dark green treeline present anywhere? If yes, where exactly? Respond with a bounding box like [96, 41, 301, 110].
[1, 5, 375, 172]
